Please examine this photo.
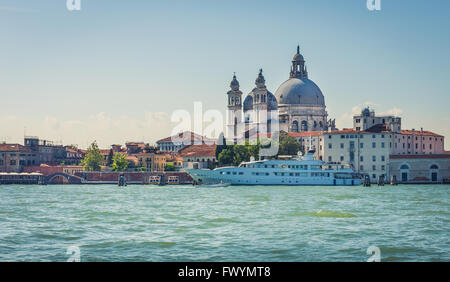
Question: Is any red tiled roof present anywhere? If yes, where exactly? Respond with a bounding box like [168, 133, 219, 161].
[157, 131, 206, 144]
[289, 131, 325, 137]
[390, 154, 450, 159]
[100, 149, 111, 155]
[400, 130, 443, 137]
[178, 144, 216, 158]
[0, 144, 31, 152]
[126, 142, 146, 147]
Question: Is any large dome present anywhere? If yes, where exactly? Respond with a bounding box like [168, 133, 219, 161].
[275, 77, 325, 106]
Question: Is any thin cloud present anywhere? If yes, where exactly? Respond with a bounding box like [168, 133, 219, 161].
[0, 6, 39, 13]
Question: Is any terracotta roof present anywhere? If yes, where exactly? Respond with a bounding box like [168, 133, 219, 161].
[400, 130, 443, 137]
[100, 149, 111, 155]
[157, 131, 207, 144]
[179, 144, 216, 158]
[365, 124, 391, 133]
[126, 142, 146, 147]
[390, 154, 450, 159]
[0, 144, 31, 152]
[289, 131, 325, 137]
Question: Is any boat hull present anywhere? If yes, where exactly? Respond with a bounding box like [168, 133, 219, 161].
[186, 169, 362, 186]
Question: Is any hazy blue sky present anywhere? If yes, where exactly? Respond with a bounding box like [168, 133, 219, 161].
[1, 0, 449, 148]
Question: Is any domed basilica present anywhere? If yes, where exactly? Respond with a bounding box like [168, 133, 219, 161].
[226, 46, 335, 139]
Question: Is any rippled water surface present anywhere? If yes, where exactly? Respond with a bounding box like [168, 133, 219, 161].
[0, 184, 448, 261]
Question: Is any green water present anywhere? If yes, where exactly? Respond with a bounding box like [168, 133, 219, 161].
[0, 184, 448, 262]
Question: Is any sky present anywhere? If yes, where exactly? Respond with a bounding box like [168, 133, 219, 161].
[0, 0, 449, 149]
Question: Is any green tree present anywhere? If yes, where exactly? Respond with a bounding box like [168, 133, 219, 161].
[165, 162, 176, 171]
[278, 134, 301, 156]
[81, 141, 103, 171]
[111, 153, 129, 172]
[232, 145, 250, 166]
[218, 148, 234, 167]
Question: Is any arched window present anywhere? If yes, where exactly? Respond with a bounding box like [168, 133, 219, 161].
[301, 121, 308, 132]
[313, 121, 317, 129]
[430, 164, 439, 169]
[292, 121, 299, 132]
[319, 121, 323, 128]
[400, 164, 409, 170]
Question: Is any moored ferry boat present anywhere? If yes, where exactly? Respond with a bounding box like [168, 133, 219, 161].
[186, 150, 362, 186]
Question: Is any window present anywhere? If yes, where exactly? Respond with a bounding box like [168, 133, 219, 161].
[328, 143, 332, 149]
[360, 156, 364, 162]
[381, 156, 385, 162]
[381, 142, 385, 148]
[372, 165, 376, 171]
[340, 143, 344, 149]
[372, 156, 376, 162]
[360, 143, 364, 148]
[328, 156, 332, 162]
[360, 165, 364, 171]
[381, 165, 385, 170]
[372, 142, 376, 148]
[10, 160, 16, 165]
[340, 156, 344, 162]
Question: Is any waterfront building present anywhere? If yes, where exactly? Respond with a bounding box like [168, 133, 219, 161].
[24, 136, 66, 165]
[64, 146, 86, 165]
[292, 127, 392, 183]
[392, 129, 445, 155]
[157, 131, 211, 153]
[0, 143, 38, 172]
[125, 142, 146, 154]
[354, 107, 402, 133]
[179, 144, 216, 169]
[136, 152, 167, 172]
[390, 154, 450, 183]
[354, 108, 445, 155]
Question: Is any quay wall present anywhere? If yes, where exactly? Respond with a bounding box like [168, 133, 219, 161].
[74, 171, 194, 185]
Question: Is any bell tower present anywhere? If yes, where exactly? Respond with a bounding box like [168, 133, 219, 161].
[290, 45, 308, 79]
[226, 73, 243, 141]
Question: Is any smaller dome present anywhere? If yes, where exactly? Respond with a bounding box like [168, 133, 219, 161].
[293, 53, 304, 62]
[243, 95, 253, 112]
[230, 74, 239, 86]
[255, 69, 265, 85]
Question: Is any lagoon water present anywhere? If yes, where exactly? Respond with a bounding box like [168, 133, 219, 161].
[0, 184, 448, 262]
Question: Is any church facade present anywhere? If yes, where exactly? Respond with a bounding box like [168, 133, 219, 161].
[226, 46, 335, 140]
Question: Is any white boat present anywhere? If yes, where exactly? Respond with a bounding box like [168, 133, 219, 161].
[186, 150, 362, 186]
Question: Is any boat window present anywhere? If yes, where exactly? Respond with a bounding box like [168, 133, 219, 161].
[226, 172, 230, 175]
[239, 172, 244, 175]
